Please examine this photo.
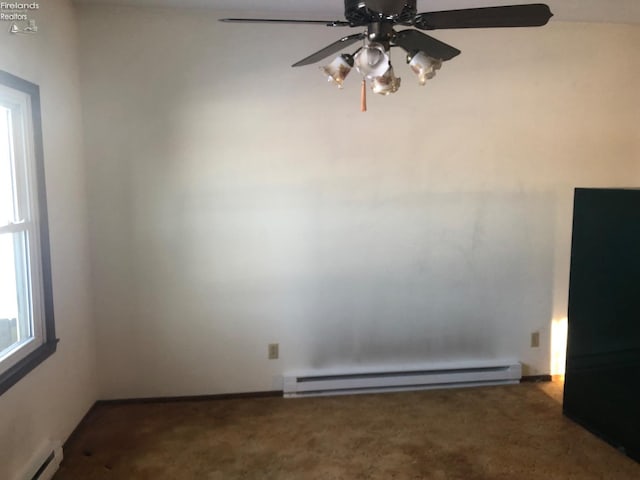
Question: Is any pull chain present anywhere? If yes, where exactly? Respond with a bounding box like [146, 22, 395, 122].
[360, 79, 367, 112]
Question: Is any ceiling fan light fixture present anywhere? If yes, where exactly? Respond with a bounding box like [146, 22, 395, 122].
[408, 51, 442, 86]
[321, 54, 354, 89]
[222, 2, 554, 107]
[371, 67, 401, 95]
[354, 42, 390, 80]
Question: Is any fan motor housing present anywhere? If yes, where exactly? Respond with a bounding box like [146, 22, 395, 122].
[344, 0, 417, 26]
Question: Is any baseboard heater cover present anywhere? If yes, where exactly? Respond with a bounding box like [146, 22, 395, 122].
[283, 360, 522, 398]
[14, 441, 62, 480]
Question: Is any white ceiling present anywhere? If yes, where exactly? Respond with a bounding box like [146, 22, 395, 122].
[71, 0, 640, 25]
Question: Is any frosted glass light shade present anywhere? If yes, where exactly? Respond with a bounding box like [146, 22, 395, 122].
[321, 54, 354, 89]
[354, 43, 390, 80]
[371, 67, 401, 95]
[409, 51, 442, 86]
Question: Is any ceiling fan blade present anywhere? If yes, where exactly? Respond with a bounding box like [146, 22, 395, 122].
[414, 3, 553, 30]
[392, 29, 461, 61]
[292, 33, 365, 67]
[219, 18, 350, 27]
[365, 0, 407, 16]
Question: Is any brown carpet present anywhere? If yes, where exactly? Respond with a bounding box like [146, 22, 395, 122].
[54, 381, 640, 479]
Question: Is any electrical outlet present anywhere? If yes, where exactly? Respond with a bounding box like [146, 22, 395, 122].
[531, 332, 540, 348]
[268, 343, 279, 360]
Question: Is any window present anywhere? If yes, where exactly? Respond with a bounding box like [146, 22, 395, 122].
[0, 70, 56, 395]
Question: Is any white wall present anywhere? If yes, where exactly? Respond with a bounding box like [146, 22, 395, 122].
[0, 2, 97, 478]
[77, 5, 640, 399]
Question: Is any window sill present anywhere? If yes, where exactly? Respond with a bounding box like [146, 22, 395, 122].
[0, 339, 58, 396]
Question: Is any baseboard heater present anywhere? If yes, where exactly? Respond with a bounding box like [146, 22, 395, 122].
[283, 360, 522, 398]
[15, 441, 62, 480]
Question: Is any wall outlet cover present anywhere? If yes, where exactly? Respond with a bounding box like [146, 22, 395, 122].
[531, 332, 540, 348]
[268, 343, 279, 360]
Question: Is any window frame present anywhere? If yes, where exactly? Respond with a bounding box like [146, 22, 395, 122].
[0, 70, 56, 396]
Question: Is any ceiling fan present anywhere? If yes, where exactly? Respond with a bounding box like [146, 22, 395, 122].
[221, 1, 553, 109]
